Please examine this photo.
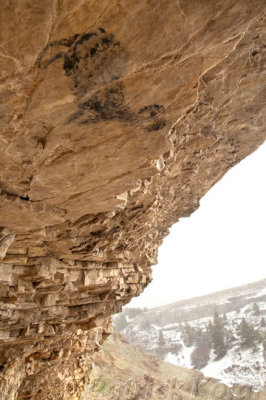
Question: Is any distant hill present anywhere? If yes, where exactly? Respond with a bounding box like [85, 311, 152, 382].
[114, 279, 266, 390]
[84, 333, 266, 400]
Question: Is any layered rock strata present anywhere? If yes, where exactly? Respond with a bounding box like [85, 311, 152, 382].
[0, 1, 266, 399]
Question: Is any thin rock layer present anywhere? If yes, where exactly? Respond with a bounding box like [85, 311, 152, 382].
[0, 1, 265, 399]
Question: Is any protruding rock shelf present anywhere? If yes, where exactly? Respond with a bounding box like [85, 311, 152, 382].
[0, 1, 265, 399]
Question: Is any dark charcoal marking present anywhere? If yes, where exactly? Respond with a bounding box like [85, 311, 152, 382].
[37, 34, 80, 68]
[138, 104, 166, 131]
[138, 104, 165, 118]
[73, 32, 97, 49]
[147, 120, 167, 131]
[58, 34, 79, 48]
[90, 46, 98, 57]
[39, 28, 167, 130]
[102, 36, 114, 46]
[63, 53, 79, 75]
[44, 52, 64, 68]
[79, 83, 132, 124]
[62, 29, 121, 94]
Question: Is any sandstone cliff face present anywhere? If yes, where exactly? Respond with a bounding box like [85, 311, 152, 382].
[0, 1, 265, 399]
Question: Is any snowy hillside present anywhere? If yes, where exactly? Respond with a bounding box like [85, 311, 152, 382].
[114, 280, 266, 390]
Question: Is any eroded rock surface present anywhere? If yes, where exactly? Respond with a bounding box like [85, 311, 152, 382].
[0, 1, 265, 399]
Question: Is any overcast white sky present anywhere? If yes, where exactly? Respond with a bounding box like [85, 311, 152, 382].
[130, 142, 266, 309]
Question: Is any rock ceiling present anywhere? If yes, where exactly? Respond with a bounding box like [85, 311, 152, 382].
[0, 1, 265, 399]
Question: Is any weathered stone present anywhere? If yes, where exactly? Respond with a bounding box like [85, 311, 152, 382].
[0, 234, 15, 259]
[0, 1, 265, 399]
[0, 264, 12, 284]
[27, 247, 48, 258]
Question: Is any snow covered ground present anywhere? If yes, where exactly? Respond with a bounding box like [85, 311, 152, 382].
[201, 346, 265, 389]
[115, 279, 266, 390]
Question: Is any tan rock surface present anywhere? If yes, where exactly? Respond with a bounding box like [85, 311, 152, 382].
[0, 1, 265, 399]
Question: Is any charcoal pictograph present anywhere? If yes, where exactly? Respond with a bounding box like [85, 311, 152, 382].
[38, 28, 166, 131]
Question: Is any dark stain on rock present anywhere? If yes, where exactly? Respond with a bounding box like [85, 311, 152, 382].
[138, 104, 165, 118]
[138, 104, 166, 131]
[79, 83, 132, 124]
[62, 29, 121, 97]
[45, 52, 65, 68]
[39, 29, 167, 131]
[147, 120, 167, 131]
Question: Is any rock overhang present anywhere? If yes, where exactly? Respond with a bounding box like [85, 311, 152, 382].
[0, 1, 266, 398]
